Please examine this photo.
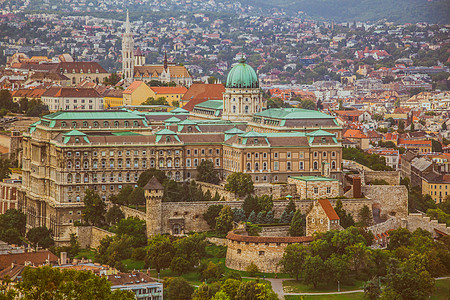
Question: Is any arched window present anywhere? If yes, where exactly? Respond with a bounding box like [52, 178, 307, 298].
[133, 121, 139, 127]
[232, 105, 236, 113]
[83, 121, 88, 127]
[109, 159, 114, 168]
[331, 161, 336, 169]
[124, 121, 129, 127]
[167, 159, 172, 168]
[134, 159, 139, 168]
[247, 163, 251, 171]
[313, 161, 318, 170]
[104, 121, 109, 127]
[101, 159, 106, 168]
[72, 121, 77, 128]
[67, 174, 73, 183]
[83, 160, 89, 169]
[67, 161, 72, 169]
[114, 121, 119, 127]
[93, 121, 99, 128]
[118, 173, 122, 182]
[255, 162, 259, 171]
[126, 159, 130, 168]
[84, 174, 89, 183]
[142, 159, 147, 168]
[175, 172, 180, 181]
[61, 121, 66, 128]
[159, 159, 164, 168]
[150, 159, 155, 168]
[110, 173, 114, 181]
[126, 173, 130, 181]
[263, 162, 267, 170]
[75, 173, 81, 183]
[175, 158, 180, 168]
[166, 136, 171, 142]
[118, 159, 122, 168]
[75, 160, 81, 169]
[244, 105, 249, 113]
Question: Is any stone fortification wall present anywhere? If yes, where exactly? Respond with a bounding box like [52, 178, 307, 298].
[260, 226, 290, 237]
[196, 182, 297, 201]
[362, 185, 408, 219]
[225, 231, 313, 273]
[120, 206, 146, 221]
[343, 160, 373, 172]
[206, 237, 228, 247]
[160, 201, 243, 234]
[364, 170, 400, 185]
[328, 198, 373, 223]
[75, 226, 115, 249]
[368, 213, 449, 238]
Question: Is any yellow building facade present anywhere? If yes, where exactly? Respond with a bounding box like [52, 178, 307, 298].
[148, 87, 188, 107]
[422, 177, 450, 204]
[103, 89, 124, 108]
[123, 81, 153, 106]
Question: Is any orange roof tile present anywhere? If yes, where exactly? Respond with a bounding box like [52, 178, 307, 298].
[318, 199, 340, 220]
[344, 129, 368, 139]
[123, 81, 145, 94]
[150, 86, 188, 94]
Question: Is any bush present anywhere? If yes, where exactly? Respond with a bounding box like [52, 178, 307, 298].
[245, 262, 259, 277]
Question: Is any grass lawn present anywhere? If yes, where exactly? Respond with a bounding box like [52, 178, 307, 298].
[285, 293, 364, 300]
[283, 279, 365, 293]
[75, 249, 95, 260]
[431, 278, 450, 300]
[122, 258, 145, 270]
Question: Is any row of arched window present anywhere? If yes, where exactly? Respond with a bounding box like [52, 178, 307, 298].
[61, 120, 140, 128]
[67, 158, 182, 170]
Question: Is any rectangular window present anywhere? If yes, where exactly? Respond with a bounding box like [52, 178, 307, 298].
[327, 187, 331, 193]
[314, 187, 318, 194]
[287, 152, 291, 158]
[274, 152, 278, 158]
[299, 152, 304, 159]
[274, 162, 279, 171]
[186, 159, 191, 167]
[299, 161, 304, 170]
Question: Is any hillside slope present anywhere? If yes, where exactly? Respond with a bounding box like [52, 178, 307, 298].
[239, 0, 450, 24]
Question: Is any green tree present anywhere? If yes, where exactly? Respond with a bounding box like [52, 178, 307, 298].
[388, 228, 412, 250]
[334, 199, 355, 228]
[114, 217, 147, 247]
[17, 266, 135, 300]
[137, 168, 167, 187]
[432, 139, 443, 152]
[166, 277, 194, 300]
[289, 210, 305, 236]
[300, 99, 316, 110]
[220, 279, 241, 300]
[382, 256, 434, 299]
[106, 205, 125, 225]
[113, 185, 134, 205]
[225, 172, 254, 198]
[325, 254, 350, 285]
[173, 233, 207, 268]
[82, 189, 106, 226]
[235, 281, 278, 300]
[26, 227, 54, 250]
[279, 244, 308, 280]
[200, 261, 224, 283]
[357, 205, 372, 227]
[103, 72, 121, 86]
[243, 195, 260, 217]
[364, 277, 381, 300]
[0, 209, 26, 245]
[146, 234, 175, 273]
[257, 195, 273, 213]
[197, 160, 220, 184]
[0, 158, 11, 180]
[212, 291, 231, 300]
[203, 205, 223, 228]
[215, 206, 234, 234]
[303, 255, 327, 288]
[170, 256, 191, 275]
[142, 96, 168, 106]
[245, 262, 259, 277]
[232, 208, 246, 223]
[398, 120, 405, 132]
[285, 198, 296, 215]
[128, 186, 145, 209]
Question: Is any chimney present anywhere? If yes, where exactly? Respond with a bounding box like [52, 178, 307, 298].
[60, 252, 68, 265]
[353, 176, 362, 198]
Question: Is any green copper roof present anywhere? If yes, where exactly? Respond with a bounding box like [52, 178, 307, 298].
[255, 108, 334, 120]
[155, 128, 177, 135]
[306, 130, 336, 136]
[43, 111, 145, 120]
[240, 131, 266, 138]
[224, 127, 245, 134]
[63, 130, 86, 136]
[171, 107, 189, 114]
[178, 119, 198, 125]
[164, 117, 181, 123]
[226, 57, 259, 88]
[290, 176, 338, 182]
[195, 100, 223, 110]
[112, 131, 142, 136]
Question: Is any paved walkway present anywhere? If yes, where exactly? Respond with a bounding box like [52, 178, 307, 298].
[266, 278, 285, 299]
[284, 289, 364, 296]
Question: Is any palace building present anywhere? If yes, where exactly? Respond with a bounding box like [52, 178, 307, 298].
[19, 55, 342, 244]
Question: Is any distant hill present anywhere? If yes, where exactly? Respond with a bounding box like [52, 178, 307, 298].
[239, 0, 450, 24]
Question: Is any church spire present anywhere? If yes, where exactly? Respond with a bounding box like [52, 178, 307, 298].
[125, 9, 131, 34]
[164, 51, 168, 70]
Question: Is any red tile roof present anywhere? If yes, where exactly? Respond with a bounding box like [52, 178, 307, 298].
[318, 199, 340, 220]
[182, 83, 225, 111]
[344, 129, 368, 139]
[150, 86, 188, 94]
[0, 250, 58, 270]
[42, 87, 101, 98]
[123, 81, 146, 94]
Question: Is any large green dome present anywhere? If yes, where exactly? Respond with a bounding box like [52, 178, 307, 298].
[226, 57, 259, 88]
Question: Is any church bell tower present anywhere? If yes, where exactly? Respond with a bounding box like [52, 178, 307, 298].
[122, 10, 134, 85]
